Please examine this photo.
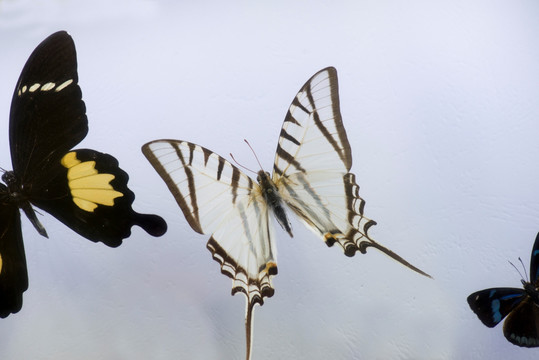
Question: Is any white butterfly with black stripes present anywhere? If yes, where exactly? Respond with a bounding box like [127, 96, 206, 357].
[142, 67, 430, 360]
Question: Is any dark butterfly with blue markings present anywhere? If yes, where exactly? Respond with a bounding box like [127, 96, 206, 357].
[467, 232, 539, 348]
[0, 31, 167, 318]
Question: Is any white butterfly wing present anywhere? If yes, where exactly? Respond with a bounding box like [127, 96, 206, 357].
[273, 67, 370, 252]
[142, 140, 277, 305]
[273, 67, 429, 276]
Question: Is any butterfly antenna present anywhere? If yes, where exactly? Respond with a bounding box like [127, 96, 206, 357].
[243, 139, 264, 171]
[508, 258, 526, 281]
[519, 257, 528, 280]
[230, 153, 257, 175]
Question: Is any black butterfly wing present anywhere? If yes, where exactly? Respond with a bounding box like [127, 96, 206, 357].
[503, 297, 539, 347]
[10, 31, 87, 181]
[9, 31, 166, 247]
[529, 232, 539, 283]
[0, 186, 28, 318]
[467, 288, 526, 327]
[30, 149, 166, 246]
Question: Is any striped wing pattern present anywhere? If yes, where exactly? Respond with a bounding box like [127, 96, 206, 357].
[274, 68, 376, 255]
[274, 68, 429, 277]
[142, 140, 277, 306]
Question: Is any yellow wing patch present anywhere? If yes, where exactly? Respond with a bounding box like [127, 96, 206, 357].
[0, 252, 2, 275]
[61, 152, 123, 212]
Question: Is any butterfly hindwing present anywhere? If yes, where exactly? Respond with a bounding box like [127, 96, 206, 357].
[142, 140, 277, 304]
[0, 194, 28, 318]
[30, 149, 165, 246]
[503, 296, 539, 347]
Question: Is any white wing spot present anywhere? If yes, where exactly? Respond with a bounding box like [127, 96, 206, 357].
[21, 85, 28, 94]
[55, 79, 73, 92]
[41, 82, 56, 91]
[29, 83, 41, 92]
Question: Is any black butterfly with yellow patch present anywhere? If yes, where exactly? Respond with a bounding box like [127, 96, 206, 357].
[467, 232, 539, 348]
[0, 31, 167, 318]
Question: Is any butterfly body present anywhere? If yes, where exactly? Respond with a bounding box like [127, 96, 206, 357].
[143, 67, 430, 360]
[1, 170, 48, 237]
[523, 280, 539, 303]
[257, 170, 292, 237]
[467, 232, 539, 348]
[0, 31, 167, 318]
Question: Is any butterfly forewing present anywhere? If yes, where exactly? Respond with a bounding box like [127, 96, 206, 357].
[142, 140, 277, 305]
[9, 31, 87, 183]
[467, 288, 527, 327]
[274, 68, 350, 177]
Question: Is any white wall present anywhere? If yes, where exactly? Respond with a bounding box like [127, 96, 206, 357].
[1, 1, 539, 359]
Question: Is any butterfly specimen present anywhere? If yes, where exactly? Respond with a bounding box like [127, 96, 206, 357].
[467, 232, 539, 348]
[0, 31, 167, 318]
[142, 67, 430, 359]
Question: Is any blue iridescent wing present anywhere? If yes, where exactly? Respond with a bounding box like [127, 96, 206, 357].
[467, 288, 526, 327]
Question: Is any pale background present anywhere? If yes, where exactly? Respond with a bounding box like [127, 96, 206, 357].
[1, 1, 539, 359]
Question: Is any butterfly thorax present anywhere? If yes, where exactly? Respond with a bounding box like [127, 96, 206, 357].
[1, 170, 48, 237]
[256, 170, 293, 237]
[2, 171, 24, 202]
[523, 280, 539, 304]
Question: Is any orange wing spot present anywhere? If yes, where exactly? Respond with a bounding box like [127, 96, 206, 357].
[264, 262, 278, 275]
[61, 152, 124, 212]
[324, 232, 342, 247]
[324, 232, 337, 242]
